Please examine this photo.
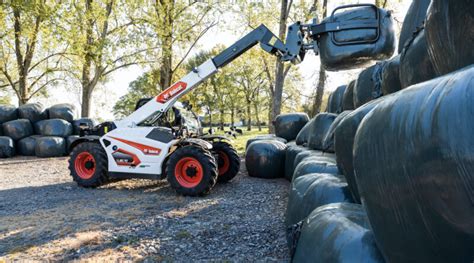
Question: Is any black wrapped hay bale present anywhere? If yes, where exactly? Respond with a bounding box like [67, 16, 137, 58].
[35, 136, 66, 158]
[342, 80, 355, 111]
[0, 105, 18, 124]
[322, 111, 351, 153]
[381, 55, 402, 95]
[398, 0, 431, 53]
[274, 113, 309, 141]
[319, 6, 395, 71]
[353, 66, 474, 262]
[295, 118, 314, 146]
[17, 135, 41, 156]
[0, 136, 15, 158]
[307, 113, 337, 151]
[353, 63, 384, 108]
[48, 103, 76, 122]
[399, 28, 436, 89]
[291, 203, 384, 263]
[293, 150, 336, 171]
[18, 103, 47, 123]
[2, 119, 33, 141]
[425, 0, 474, 76]
[245, 140, 287, 179]
[285, 173, 354, 227]
[34, 119, 73, 137]
[67, 135, 80, 153]
[284, 143, 308, 181]
[245, 135, 287, 149]
[334, 99, 381, 203]
[293, 156, 338, 181]
[326, 85, 346, 114]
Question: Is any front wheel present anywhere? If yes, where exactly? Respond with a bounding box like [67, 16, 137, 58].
[213, 141, 241, 183]
[166, 146, 218, 196]
[69, 142, 109, 187]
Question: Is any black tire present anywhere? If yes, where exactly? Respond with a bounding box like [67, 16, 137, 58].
[68, 142, 109, 187]
[166, 146, 218, 196]
[212, 141, 240, 183]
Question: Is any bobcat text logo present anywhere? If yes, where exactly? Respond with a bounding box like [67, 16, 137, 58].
[156, 81, 187, 103]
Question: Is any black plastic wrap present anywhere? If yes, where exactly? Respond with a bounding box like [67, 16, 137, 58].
[353, 66, 474, 263]
[425, 0, 474, 76]
[72, 118, 97, 135]
[293, 156, 338, 181]
[342, 80, 355, 111]
[48, 103, 76, 122]
[245, 135, 287, 149]
[35, 136, 66, 158]
[292, 203, 384, 263]
[319, 6, 395, 71]
[399, 28, 436, 89]
[17, 103, 47, 123]
[0, 105, 18, 124]
[295, 118, 313, 146]
[398, 0, 431, 53]
[322, 111, 351, 153]
[285, 173, 353, 227]
[307, 113, 337, 151]
[0, 136, 15, 158]
[2, 119, 33, 141]
[17, 135, 41, 156]
[293, 150, 336, 171]
[274, 113, 309, 141]
[334, 99, 381, 203]
[245, 140, 287, 179]
[34, 119, 73, 137]
[66, 135, 80, 153]
[353, 63, 384, 108]
[326, 85, 346, 114]
[284, 143, 308, 181]
[381, 55, 401, 95]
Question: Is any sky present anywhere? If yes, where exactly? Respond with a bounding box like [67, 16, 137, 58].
[25, 0, 412, 120]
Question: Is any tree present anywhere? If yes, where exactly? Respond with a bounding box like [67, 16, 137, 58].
[0, 1, 65, 105]
[62, 0, 151, 117]
[310, 0, 328, 116]
[112, 72, 156, 118]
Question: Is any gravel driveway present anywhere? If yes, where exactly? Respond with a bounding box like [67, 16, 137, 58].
[0, 156, 290, 262]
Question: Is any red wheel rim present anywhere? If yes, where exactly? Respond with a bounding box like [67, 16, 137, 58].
[218, 151, 230, 176]
[75, 152, 96, 179]
[174, 157, 204, 188]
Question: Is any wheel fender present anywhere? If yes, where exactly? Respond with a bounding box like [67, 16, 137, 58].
[69, 136, 102, 152]
[176, 138, 213, 150]
[200, 135, 231, 142]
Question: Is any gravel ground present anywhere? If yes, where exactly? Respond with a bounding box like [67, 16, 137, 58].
[0, 156, 290, 262]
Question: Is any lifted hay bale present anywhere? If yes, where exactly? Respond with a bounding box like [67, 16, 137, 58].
[245, 140, 287, 179]
[2, 119, 33, 141]
[35, 136, 66, 158]
[34, 119, 73, 137]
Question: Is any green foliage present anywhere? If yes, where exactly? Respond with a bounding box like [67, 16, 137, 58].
[112, 72, 156, 118]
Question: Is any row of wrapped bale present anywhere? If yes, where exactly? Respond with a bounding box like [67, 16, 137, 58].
[0, 103, 96, 158]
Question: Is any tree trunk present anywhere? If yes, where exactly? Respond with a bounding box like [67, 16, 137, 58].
[230, 108, 235, 127]
[219, 110, 224, 130]
[158, 1, 174, 90]
[270, 0, 291, 133]
[254, 103, 261, 131]
[311, 66, 327, 116]
[246, 100, 251, 131]
[81, 84, 93, 117]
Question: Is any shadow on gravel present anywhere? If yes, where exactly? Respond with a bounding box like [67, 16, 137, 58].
[0, 179, 182, 257]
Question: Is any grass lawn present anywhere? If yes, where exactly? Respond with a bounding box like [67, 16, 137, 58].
[213, 127, 269, 155]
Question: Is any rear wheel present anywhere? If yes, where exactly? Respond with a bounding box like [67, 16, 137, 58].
[166, 146, 218, 196]
[69, 142, 109, 187]
[213, 141, 240, 183]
